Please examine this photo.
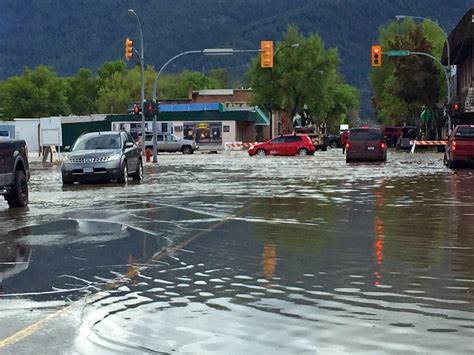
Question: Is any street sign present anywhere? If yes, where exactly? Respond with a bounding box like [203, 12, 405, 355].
[385, 50, 411, 57]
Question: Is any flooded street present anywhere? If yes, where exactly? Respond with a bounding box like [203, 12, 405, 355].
[1, 150, 474, 354]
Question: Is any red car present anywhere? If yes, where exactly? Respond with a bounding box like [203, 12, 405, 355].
[346, 127, 387, 162]
[248, 134, 315, 156]
[444, 125, 474, 168]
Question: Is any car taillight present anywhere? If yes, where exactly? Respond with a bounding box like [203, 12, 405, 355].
[381, 142, 386, 150]
[346, 143, 350, 150]
[452, 141, 457, 152]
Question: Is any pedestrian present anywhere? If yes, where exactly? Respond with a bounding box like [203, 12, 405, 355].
[341, 130, 349, 154]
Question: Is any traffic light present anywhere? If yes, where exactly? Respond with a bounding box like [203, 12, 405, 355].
[453, 102, 460, 112]
[261, 41, 274, 68]
[144, 100, 156, 118]
[372, 45, 382, 67]
[133, 103, 140, 115]
[125, 38, 134, 61]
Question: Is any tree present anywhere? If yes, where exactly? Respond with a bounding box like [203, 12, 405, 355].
[208, 69, 232, 88]
[67, 68, 98, 115]
[95, 71, 130, 114]
[97, 60, 127, 85]
[157, 70, 221, 99]
[0, 65, 69, 119]
[246, 26, 359, 132]
[370, 19, 445, 126]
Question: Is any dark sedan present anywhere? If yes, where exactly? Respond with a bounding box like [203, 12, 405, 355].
[61, 131, 143, 185]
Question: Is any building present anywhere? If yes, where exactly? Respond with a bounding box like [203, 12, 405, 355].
[443, 8, 474, 124]
[42, 103, 268, 150]
[10, 89, 269, 152]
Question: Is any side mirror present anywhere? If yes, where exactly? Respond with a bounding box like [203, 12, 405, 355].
[124, 142, 134, 149]
[64, 146, 70, 152]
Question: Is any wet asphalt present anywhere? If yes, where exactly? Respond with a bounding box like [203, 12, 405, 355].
[0, 149, 473, 354]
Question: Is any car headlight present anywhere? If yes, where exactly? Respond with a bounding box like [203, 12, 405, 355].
[106, 154, 121, 162]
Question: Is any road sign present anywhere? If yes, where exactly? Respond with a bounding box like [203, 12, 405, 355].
[385, 50, 411, 57]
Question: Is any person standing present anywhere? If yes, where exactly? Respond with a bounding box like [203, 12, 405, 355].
[341, 130, 349, 154]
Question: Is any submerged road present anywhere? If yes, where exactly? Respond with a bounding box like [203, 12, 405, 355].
[1, 150, 473, 354]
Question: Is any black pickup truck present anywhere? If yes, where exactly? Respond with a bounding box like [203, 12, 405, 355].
[0, 140, 29, 208]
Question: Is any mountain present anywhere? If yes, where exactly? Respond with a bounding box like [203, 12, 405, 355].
[0, 0, 471, 116]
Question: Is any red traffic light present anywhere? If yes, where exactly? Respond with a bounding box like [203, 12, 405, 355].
[133, 103, 140, 115]
[454, 103, 459, 111]
[372, 45, 382, 67]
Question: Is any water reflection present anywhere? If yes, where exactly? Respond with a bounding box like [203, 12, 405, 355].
[0, 228, 31, 294]
[74, 172, 474, 353]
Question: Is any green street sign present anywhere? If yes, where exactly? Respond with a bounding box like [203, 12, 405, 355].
[384, 50, 411, 57]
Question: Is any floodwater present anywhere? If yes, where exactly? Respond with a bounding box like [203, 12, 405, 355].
[1, 150, 473, 354]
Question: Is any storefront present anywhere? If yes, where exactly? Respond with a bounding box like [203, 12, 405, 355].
[183, 122, 222, 144]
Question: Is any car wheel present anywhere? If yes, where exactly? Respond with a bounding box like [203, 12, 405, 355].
[447, 160, 457, 169]
[322, 145, 328, 152]
[62, 176, 74, 185]
[182, 146, 193, 154]
[131, 160, 143, 181]
[117, 161, 128, 183]
[297, 148, 308, 156]
[256, 149, 266, 157]
[330, 141, 338, 149]
[6, 170, 28, 208]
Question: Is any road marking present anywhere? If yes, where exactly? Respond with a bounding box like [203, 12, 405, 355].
[0, 202, 256, 349]
[0, 304, 73, 348]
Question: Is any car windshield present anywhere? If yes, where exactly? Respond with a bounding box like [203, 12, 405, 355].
[71, 135, 121, 151]
[455, 127, 474, 139]
[350, 129, 381, 141]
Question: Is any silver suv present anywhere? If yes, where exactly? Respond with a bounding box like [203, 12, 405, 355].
[145, 133, 198, 154]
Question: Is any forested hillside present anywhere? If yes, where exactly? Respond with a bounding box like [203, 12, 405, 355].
[0, 0, 471, 115]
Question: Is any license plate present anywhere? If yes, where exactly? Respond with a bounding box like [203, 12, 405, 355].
[83, 167, 93, 173]
[367, 146, 375, 150]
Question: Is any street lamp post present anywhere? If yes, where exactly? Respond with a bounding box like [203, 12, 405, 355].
[395, 15, 453, 134]
[128, 9, 146, 155]
[150, 48, 260, 163]
[269, 43, 299, 138]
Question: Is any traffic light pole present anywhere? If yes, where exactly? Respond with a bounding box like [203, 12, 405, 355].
[150, 48, 261, 163]
[128, 9, 146, 156]
[151, 50, 204, 163]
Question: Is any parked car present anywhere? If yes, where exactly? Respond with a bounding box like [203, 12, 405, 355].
[61, 131, 143, 185]
[295, 127, 327, 151]
[381, 126, 404, 147]
[144, 133, 198, 154]
[0, 140, 29, 208]
[444, 125, 474, 168]
[346, 127, 387, 162]
[397, 126, 419, 149]
[248, 134, 315, 156]
[328, 133, 342, 148]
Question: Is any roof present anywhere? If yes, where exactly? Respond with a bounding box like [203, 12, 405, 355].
[196, 89, 234, 96]
[105, 109, 269, 125]
[442, 8, 474, 65]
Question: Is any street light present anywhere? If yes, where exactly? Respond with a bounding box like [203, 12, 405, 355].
[150, 48, 261, 162]
[269, 43, 299, 138]
[128, 9, 146, 155]
[395, 15, 453, 133]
